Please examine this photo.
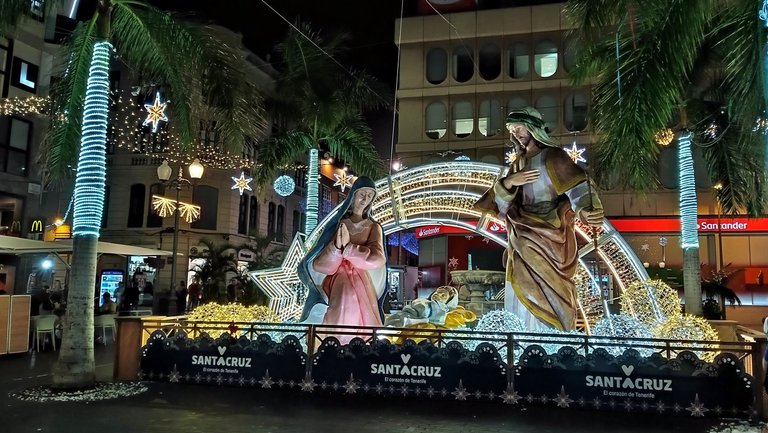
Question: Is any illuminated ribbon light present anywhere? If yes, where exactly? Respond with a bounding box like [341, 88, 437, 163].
[72, 41, 112, 237]
[304, 149, 319, 234]
[143, 92, 169, 132]
[677, 132, 699, 249]
[151, 195, 201, 223]
[231, 171, 253, 195]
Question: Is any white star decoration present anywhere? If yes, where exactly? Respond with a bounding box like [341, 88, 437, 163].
[259, 370, 274, 389]
[641, 243, 650, 251]
[333, 171, 355, 192]
[554, 386, 573, 408]
[143, 92, 169, 132]
[448, 257, 459, 268]
[566, 142, 587, 164]
[300, 375, 317, 392]
[505, 151, 518, 166]
[686, 394, 708, 417]
[343, 374, 360, 394]
[249, 234, 307, 321]
[451, 380, 469, 401]
[231, 171, 253, 195]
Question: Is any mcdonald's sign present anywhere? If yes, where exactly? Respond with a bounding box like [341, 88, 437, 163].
[10, 220, 20, 234]
[29, 219, 44, 234]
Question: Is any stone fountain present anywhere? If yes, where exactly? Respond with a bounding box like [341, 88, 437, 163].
[450, 270, 505, 316]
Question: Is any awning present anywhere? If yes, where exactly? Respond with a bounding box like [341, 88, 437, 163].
[0, 235, 174, 256]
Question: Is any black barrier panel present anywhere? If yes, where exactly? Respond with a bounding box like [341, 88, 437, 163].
[140, 331, 307, 387]
[308, 338, 508, 398]
[513, 345, 754, 417]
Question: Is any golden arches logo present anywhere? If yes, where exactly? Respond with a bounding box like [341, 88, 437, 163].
[30, 219, 44, 233]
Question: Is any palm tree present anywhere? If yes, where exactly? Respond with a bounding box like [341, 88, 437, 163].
[1, 0, 264, 389]
[190, 239, 239, 303]
[254, 23, 388, 234]
[565, 0, 767, 316]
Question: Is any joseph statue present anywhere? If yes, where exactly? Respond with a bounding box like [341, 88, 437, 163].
[474, 107, 604, 331]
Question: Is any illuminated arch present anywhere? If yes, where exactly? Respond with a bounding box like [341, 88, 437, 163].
[253, 162, 649, 322]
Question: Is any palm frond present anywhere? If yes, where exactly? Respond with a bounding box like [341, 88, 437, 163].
[0, 0, 61, 36]
[323, 115, 385, 178]
[253, 131, 315, 188]
[43, 16, 98, 186]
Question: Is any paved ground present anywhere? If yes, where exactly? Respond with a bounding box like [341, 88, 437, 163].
[0, 347, 756, 433]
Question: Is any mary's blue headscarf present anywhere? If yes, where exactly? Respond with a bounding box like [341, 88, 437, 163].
[298, 176, 388, 322]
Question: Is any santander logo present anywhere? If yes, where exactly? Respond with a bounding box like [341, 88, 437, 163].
[418, 227, 441, 237]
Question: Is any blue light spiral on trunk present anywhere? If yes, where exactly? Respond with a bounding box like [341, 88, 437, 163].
[678, 131, 699, 249]
[304, 148, 319, 235]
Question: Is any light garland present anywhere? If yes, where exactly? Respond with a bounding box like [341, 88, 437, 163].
[703, 122, 718, 139]
[677, 131, 699, 249]
[654, 128, 675, 146]
[653, 314, 719, 362]
[332, 170, 355, 192]
[151, 195, 201, 223]
[0, 96, 50, 116]
[619, 280, 680, 327]
[273, 174, 296, 197]
[231, 171, 253, 195]
[142, 92, 169, 132]
[305, 149, 319, 234]
[72, 41, 112, 237]
[187, 302, 279, 323]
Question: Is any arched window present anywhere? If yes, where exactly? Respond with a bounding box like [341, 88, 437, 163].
[452, 101, 473, 138]
[479, 99, 502, 137]
[534, 40, 558, 78]
[507, 42, 529, 79]
[478, 43, 501, 81]
[535, 95, 559, 132]
[507, 96, 528, 112]
[191, 186, 218, 230]
[452, 46, 474, 83]
[238, 194, 249, 235]
[563, 35, 579, 73]
[426, 48, 448, 85]
[248, 196, 259, 235]
[127, 184, 145, 228]
[564, 93, 588, 132]
[425, 102, 447, 139]
[146, 183, 164, 228]
[267, 202, 276, 240]
[276, 205, 285, 243]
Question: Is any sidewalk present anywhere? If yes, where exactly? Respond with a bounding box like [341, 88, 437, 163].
[0, 346, 742, 433]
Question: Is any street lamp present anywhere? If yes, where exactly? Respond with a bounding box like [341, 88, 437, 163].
[157, 159, 204, 315]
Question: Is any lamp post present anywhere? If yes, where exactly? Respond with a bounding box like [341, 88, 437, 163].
[157, 158, 204, 315]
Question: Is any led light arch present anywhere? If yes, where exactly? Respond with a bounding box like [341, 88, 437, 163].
[252, 161, 650, 321]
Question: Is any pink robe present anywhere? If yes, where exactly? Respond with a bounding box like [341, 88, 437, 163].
[311, 219, 387, 328]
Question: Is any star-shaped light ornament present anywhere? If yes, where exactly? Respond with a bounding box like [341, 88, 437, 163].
[448, 257, 459, 268]
[249, 234, 307, 321]
[143, 92, 169, 132]
[333, 171, 355, 192]
[505, 151, 518, 166]
[566, 142, 587, 164]
[232, 171, 253, 195]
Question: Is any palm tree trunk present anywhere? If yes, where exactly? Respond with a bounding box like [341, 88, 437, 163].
[52, 38, 113, 389]
[304, 148, 319, 234]
[678, 131, 703, 315]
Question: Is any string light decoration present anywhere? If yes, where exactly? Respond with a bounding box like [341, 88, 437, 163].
[305, 149, 319, 234]
[0, 96, 50, 116]
[248, 234, 307, 321]
[565, 142, 587, 164]
[703, 122, 719, 139]
[72, 41, 112, 237]
[454, 155, 470, 161]
[143, 92, 169, 132]
[573, 266, 604, 327]
[332, 170, 355, 192]
[231, 171, 253, 195]
[592, 313, 654, 357]
[654, 128, 675, 146]
[273, 175, 296, 197]
[619, 280, 681, 327]
[187, 303, 280, 323]
[677, 131, 699, 249]
[151, 195, 201, 223]
[653, 314, 719, 362]
[754, 116, 768, 135]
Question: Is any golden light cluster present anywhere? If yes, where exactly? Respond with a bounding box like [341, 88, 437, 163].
[653, 314, 719, 362]
[654, 128, 675, 146]
[619, 280, 681, 326]
[187, 302, 280, 323]
[0, 96, 50, 116]
[151, 195, 201, 223]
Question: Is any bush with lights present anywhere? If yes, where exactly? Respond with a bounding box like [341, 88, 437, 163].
[187, 303, 279, 324]
[653, 314, 720, 362]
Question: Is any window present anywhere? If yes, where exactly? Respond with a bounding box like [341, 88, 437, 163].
[452, 101, 473, 138]
[478, 43, 501, 81]
[238, 194, 249, 235]
[425, 102, 447, 139]
[292, 210, 302, 237]
[479, 99, 501, 137]
[0, 117, 31, 177]
[320, 186, 333, 221]
[127, 184, 146, 228]
[199, 120, 219, 146]
[146, 183, 165, 227]
[276, 205, 285, 243]
[534, 40, 558, 78]
[507, 97, 528, 112]
[10, 58, 39, 93]
[507, 42, 529, 79]
[535, 95, 559, 132]
[29, 1, 44, 21]
[242, 136, 257, 161]
[101, 186, 110, 228]
[564, 93, 588, 132]
[426, 48, 448, 85]
[452, 46, 474, 83]
[267, 202, 276, 239]
[563, 36, 579, 73]
[191, 186, 218, 230]
[248, 196, 259, 235]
